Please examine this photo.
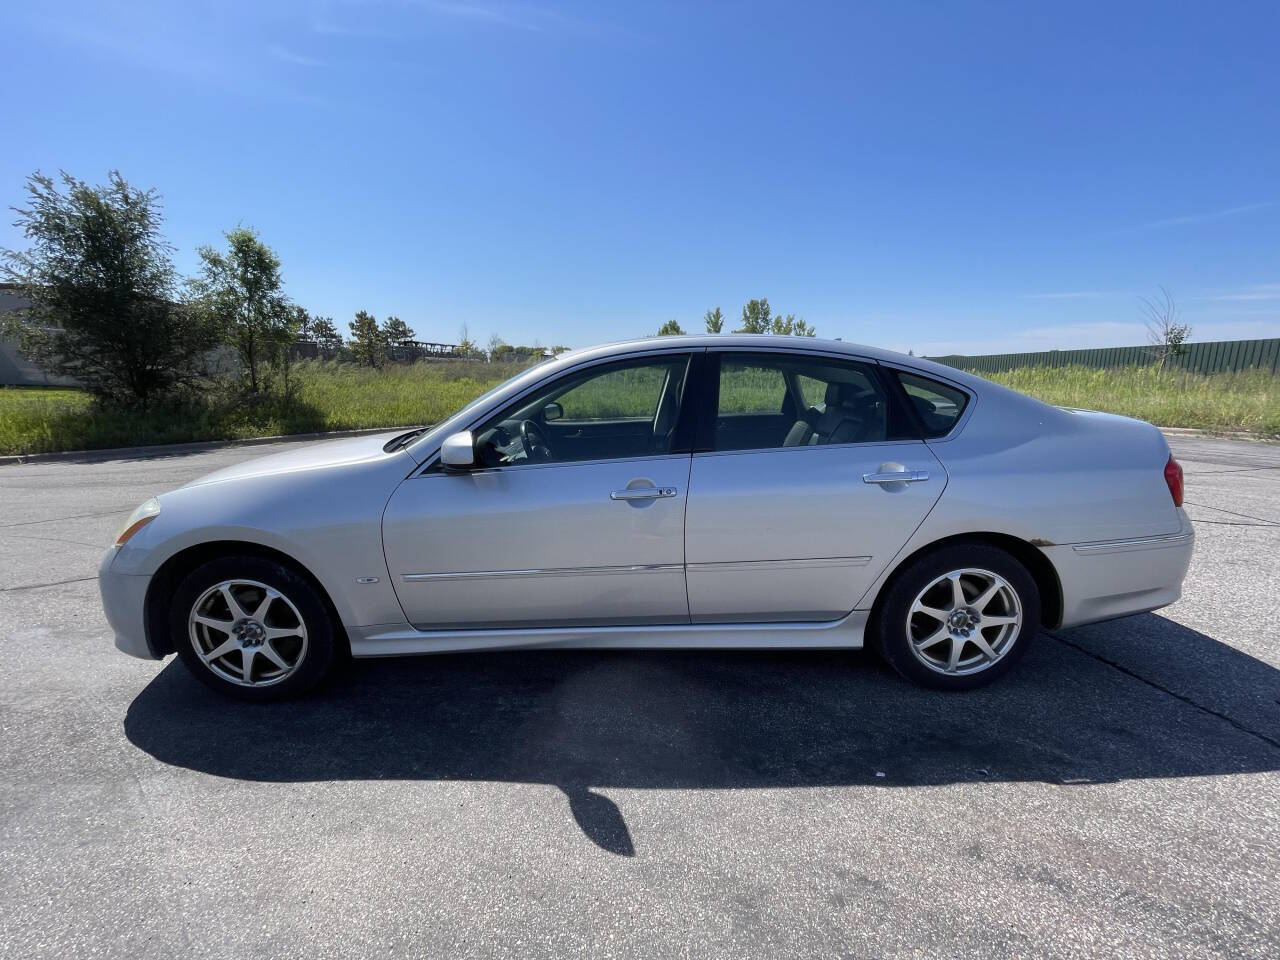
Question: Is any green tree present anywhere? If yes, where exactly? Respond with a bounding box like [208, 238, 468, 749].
[382, 315, 414, 346]
[0, 171, 216, 408]
[487, 333, 506, 361]
[311, 316, 343, 359]
[348, 310, 386, 367]
[732, 298, 816, 336]
[657, 319, 685, 336]
[293, 306, 313, 340]
[736, 297, 772, 333]
[1143, 287, 1192, 372]
[456, 322, 484, 359]
[704, 306, 724, 333]
[194, 227, 293, 395]
[382, 315, 415, 361]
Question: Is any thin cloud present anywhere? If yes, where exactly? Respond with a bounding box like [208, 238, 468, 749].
[1137, 202, 1273, 230]
[1022, 290, 1128, 300]
[1198, 283, 1280, 302]
[421, 1, 540, 31]
[29, 14, 327, 106]
[313, 0, 629, 42]
[269, 44, 325, 67]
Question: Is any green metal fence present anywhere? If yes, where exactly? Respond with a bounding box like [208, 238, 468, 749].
[928, 337, 1280, 376]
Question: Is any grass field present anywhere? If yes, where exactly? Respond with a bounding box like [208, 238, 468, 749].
[1, 360, 1276, 456]
[976, 366, 1280, 436]
[0, 361, 530, 456]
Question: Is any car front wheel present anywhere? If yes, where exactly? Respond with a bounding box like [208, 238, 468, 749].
[171, 556, 340, 701]
[874, 543, 1040, 690]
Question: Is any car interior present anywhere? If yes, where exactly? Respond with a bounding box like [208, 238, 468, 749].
[711, 356, 891, 452]
[466, 353, 952, 468]
[473, 357, 691, 467]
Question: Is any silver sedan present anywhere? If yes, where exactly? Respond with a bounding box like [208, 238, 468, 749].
[99, 336, 1194, 699]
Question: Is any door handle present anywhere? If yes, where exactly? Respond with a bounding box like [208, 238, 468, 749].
[610, 486, 678, 501]
[862, 470, 930, 485]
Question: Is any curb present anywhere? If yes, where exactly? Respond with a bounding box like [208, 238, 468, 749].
[0, 426, 410, 467]
[1160, 427, 1279, 443]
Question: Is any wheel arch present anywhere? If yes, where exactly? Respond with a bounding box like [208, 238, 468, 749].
[144, 540, 349, 658]
[866, 532, 1063, 641]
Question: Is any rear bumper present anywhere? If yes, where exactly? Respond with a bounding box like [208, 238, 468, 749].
[98, 548, 158, 660]
[1044, 513, 1194, 628]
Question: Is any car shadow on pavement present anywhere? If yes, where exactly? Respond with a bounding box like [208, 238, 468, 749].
[125, 613, 1280, 856]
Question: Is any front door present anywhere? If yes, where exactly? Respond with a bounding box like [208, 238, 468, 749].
[684, 351, 946, 622]
[383, 353, 695, 630]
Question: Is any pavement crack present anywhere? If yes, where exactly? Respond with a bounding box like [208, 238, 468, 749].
[1180, 465, 1280, 476]
[0, 510, 126, 529]
[1183, 500, 1279, 526]
[1048, 630, 1280, 752]
[1, 575, 99, 593]
[7, 533, 106, 548]
[1189, 518, 1280, 528]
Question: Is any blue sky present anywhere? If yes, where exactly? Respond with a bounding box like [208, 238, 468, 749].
[2, 1, 1278, 355]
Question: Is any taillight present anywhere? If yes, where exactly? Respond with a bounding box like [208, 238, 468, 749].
[1164, 456, 1184, 507]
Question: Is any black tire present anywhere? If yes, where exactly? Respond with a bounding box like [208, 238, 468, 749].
[171, 555, 341, 701]
[873, 543, 1040, 691]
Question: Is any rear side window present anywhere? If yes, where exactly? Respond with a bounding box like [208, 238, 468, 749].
[710, 353, 895, 452]
[894, 371, 969, 438]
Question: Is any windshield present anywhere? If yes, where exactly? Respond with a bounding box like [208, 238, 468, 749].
[405, 356, 564, 459]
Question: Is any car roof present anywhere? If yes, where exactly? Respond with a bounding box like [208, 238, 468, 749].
[552, 335, 984, 388]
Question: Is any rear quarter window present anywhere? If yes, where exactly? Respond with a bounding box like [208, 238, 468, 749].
[894, 371, 970, 438]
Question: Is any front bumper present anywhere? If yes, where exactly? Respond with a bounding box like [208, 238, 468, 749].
[98, 548, 158, 660]
[1042, 512, 1195, 628]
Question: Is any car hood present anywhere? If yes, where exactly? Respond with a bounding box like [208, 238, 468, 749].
[182, 432, 410, 488]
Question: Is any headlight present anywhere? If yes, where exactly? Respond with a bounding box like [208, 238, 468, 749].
[114, 497, 161, 546]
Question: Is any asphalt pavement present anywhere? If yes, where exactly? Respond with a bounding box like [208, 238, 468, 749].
[1, 433, 1277, 959]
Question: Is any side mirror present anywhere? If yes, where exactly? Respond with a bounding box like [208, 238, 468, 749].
[543, 401, 564, 422]
[440, 430, 476, 469]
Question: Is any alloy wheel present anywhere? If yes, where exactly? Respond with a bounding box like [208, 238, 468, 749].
[188, 579, 309, 687]
[905, 567, 1023, 676]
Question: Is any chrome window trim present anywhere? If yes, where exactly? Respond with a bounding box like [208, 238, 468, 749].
[414, 347, 700, 477]
[709, 343, 881, 364]
[702, 348, 922, 454]
[417, 451, 693, 478]
[690, 437, 928, 460]
[877, 360, 979, 443]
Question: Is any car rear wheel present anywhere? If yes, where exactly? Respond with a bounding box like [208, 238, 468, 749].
[874, 543, 1039, 690]
[171, 556, 340, 701]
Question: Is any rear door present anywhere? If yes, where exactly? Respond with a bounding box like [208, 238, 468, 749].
[684, 350, 946, 622]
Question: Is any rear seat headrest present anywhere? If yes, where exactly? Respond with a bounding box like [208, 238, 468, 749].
[824, 380, 864, 407]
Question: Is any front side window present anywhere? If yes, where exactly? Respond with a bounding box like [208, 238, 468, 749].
[472, 355, 691, 467]
[710, 353, 896, 452]
[893, 370, 969, 438]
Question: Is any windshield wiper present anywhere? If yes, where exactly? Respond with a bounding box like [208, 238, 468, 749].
[383, 427, 428, 453]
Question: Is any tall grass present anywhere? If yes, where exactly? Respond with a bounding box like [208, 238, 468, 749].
[290, 358, 530, 429]
[975, 365, 1280, 436]
[1, 359, 1275, 456]
[0, 360, 532, 455]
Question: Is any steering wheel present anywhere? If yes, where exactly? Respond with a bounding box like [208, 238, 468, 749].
[519, 419, 553, 462]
